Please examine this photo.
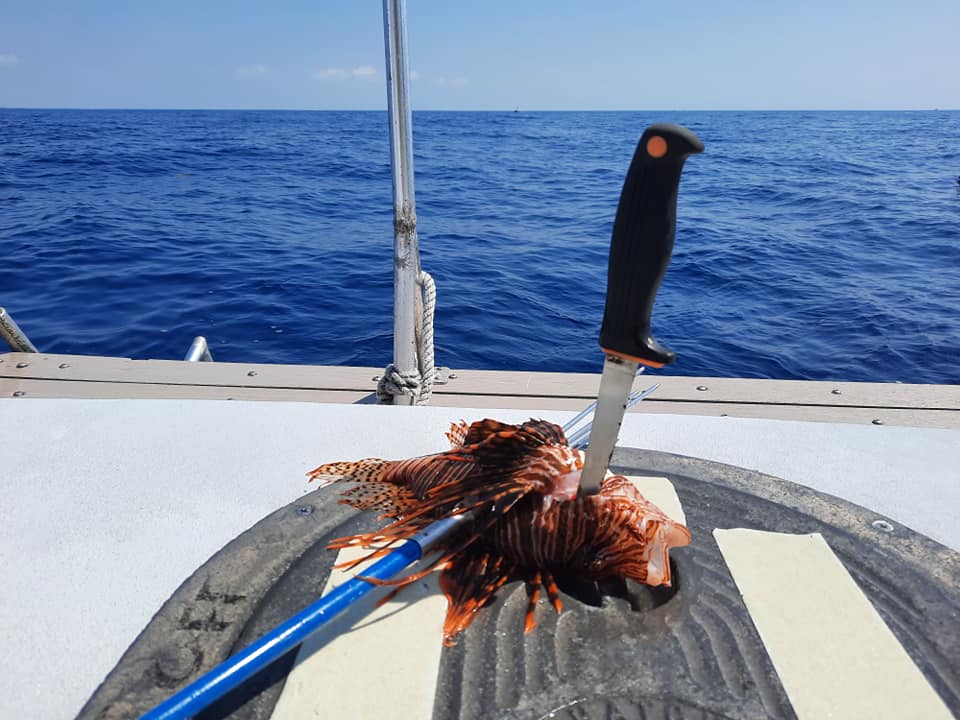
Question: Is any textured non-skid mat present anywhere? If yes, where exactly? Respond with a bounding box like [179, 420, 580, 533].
[78, 449, 960, 719]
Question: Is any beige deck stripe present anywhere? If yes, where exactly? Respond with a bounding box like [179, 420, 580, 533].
[270, 545, 446, 719]
[714, 529, 953, 720]
[626, 475, 685, 525]
[270, 476, 684, 718]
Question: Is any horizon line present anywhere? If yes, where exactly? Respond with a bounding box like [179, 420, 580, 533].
[3, 106, 958, 113]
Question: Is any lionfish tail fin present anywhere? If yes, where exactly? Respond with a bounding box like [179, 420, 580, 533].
[307, 458, 392, 487]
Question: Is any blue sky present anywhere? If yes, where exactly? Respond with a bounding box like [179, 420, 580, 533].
[1, 0, 958, 110]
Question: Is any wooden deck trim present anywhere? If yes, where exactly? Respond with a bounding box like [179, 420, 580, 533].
[2, 352, 958, 428]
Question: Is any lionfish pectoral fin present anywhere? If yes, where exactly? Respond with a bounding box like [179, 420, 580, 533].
[520, 418, 570, 445]
[460, 418, 519, 446]
[439, 552, 511, 646]
[445, 420, 470, 448]
[353, 573, 392, 586]
[331, 544, 396, 570]
[355, 551, 450, 589]
[307, 458, 392, 487]
[338, 482, 419, 514]
[664, 522, 693, 548]
[643, 522, 691, 586]
[306, 474, 341, 489]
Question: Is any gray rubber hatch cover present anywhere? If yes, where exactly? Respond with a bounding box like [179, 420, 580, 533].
[78, 449, 960, 719]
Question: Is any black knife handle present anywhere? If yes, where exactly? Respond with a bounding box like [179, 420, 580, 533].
[598, 123, 703, 367]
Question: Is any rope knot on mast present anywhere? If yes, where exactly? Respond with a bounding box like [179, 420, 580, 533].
[376, 364, 422, 402]
[377, 270, 438, 405]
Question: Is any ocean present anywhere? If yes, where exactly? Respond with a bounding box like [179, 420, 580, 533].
[2, 109, 958, 384]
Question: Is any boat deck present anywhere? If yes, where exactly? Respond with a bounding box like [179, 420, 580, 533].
[3, 352, 959, 719]
[2, 351, 958, 428]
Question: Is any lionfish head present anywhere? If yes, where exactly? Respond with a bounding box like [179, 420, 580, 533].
[587, 475, 691, 586]
[526, 444, 584, 510]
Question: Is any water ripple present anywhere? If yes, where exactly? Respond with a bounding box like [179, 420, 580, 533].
[1, 109, 958, 383]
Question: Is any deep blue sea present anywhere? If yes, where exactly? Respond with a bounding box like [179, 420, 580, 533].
[2, 109, 958, 383]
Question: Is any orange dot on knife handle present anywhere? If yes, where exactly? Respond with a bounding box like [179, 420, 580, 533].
[646, 135, 668, 158]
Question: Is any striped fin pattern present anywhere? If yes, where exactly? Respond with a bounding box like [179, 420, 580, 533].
[306, 458, 391, 488]
[307, 418, 689, 645]
[436, 474, 691, 644]
[445, 420, 470, 448]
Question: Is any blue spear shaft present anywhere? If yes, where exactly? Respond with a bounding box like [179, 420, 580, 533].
[140, 513, 467, 720]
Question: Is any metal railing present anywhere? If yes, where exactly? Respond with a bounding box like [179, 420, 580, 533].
[0, 307, 39, 352]
[184, 336, 214, 362]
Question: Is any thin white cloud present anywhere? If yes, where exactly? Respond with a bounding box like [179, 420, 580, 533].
[410, 70, 420, 81]
[0, 53, 20, 67]
[313, 65, 378, 81]
[434, 76, 468, 87]
[237, 64, 266, 78]
[314, 67, 347, 80]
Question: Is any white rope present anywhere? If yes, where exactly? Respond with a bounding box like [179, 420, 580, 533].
[377, 270, 437, 405]
[416, 270, 437, 404]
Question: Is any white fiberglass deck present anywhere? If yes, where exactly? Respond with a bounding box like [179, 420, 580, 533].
[2, 397, 958, 719]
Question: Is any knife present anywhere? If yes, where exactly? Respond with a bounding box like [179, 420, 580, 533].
[579, 123, 704, 495]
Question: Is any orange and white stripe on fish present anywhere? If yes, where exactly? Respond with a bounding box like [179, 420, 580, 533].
[307, 418, 690, 646]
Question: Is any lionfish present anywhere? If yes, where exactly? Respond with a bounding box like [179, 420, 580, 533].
[308, 418, 690, 645]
